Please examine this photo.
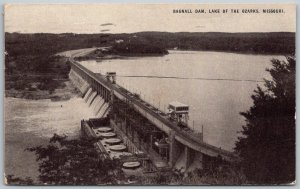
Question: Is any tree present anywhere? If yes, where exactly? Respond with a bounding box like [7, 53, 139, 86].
[24, 134, 123, 185]
[235, 56, 295, 184]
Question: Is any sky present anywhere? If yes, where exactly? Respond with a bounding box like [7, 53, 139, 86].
[4, 4, 296, 34]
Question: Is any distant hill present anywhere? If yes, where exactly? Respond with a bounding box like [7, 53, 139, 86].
[126, 32, 295, 55]
[5, 32, 295, 58]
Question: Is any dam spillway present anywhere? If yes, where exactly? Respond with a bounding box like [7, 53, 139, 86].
[68, 55, 238, 172]
[71, 70, 110, 118]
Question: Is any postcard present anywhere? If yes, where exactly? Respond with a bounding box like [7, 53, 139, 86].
[4, 3, 296, 185]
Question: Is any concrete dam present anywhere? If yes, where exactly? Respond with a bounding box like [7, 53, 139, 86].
[69, 69, 110, 118]
[68, 55, 238, 173]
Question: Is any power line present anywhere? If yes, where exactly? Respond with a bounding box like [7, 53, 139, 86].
[116, 75, 264, 83]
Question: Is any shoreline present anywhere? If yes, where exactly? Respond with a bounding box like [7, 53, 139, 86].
[77, 49, 285, 64]
[5, 80, 80, 101]
[167, 49, 288, 56]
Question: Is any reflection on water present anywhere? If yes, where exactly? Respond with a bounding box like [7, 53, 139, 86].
[5, 97, 94, 180]
[80, 50, 283, 151]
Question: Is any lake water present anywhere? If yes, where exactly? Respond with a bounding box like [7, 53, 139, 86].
[79, 50, 283, 151]
[5, 97, 94, 180]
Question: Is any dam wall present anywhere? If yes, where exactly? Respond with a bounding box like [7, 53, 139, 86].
[69, 58, 238, 173]
[70, 70, 110, 118]
[69, 69, 89, 95]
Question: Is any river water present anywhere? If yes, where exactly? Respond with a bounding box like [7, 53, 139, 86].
[79, 50, 283, 151]
[5, 97, 94, 181]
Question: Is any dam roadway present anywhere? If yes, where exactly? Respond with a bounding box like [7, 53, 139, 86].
[68, 51, 238, 168]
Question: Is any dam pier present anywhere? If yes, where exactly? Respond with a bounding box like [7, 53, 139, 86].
[68, 55, 238, 175]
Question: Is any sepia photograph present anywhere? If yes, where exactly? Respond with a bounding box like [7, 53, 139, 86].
[4, 3, 296, 185]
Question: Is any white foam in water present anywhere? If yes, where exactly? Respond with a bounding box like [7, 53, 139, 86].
[90, 96, 99, 111]
[95, 96, 102, 107]
[84, 88, 93, 102]
[102, 105, 110, 118]
[88, 92, 98, 107]
[87, 91, 97, 106]
[95, 100, 106, 115]
[83, 88, 93, 102]
[91, 95, 101, 112]
[5, 97, 95, 138]
[96, 103, 109, 118]
[92, 96, 103, 113]
[94, 98, 104, 112]
[81, 83, 90, 95]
